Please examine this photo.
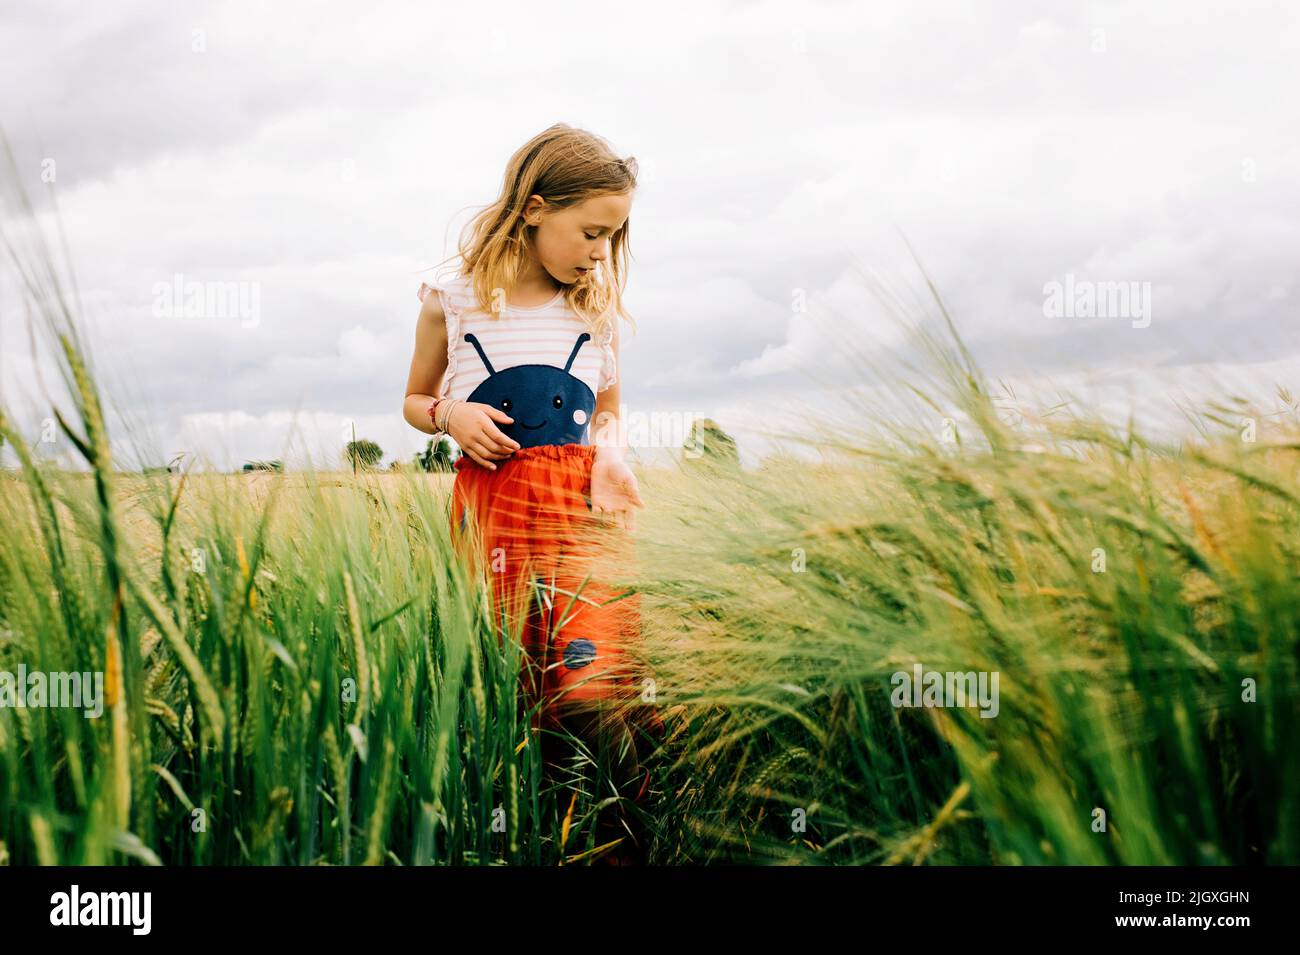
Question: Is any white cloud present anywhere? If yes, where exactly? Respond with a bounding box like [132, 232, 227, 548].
[2, 0, 1298, 470]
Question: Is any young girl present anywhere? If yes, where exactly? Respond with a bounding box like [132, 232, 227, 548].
[402, 123, 662, 864]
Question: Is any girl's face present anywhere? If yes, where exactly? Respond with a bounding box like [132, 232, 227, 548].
[524, 191, 632, 285]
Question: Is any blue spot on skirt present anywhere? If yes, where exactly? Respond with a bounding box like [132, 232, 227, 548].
[563, 638, 598, 670]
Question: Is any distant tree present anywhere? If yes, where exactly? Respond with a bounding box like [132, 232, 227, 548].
[242, 460, 284, 472]
[413, 436, 457, 473]
[683, 417, 739, 469]
[346, 438, 383, 471]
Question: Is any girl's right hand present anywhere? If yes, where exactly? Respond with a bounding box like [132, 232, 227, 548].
[446, 402, 521, 470]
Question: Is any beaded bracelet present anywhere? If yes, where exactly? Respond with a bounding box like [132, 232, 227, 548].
[434, 398, 462, 435]
[429, 396, 456, 435]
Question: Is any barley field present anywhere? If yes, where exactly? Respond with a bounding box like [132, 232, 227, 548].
[1, 228, 1298, 866]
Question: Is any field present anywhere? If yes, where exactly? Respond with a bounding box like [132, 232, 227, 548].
[1, 226, 1298, 865]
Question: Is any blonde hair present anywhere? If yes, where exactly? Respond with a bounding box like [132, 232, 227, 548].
[432, 122, 638, 342]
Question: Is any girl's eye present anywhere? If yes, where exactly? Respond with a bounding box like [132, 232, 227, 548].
[501, 399, 512, 412]
[584, 232, 599, 240]
[552, 395, 563, 409]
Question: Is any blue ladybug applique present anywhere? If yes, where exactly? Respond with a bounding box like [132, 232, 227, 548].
[463, 332, 596, 449]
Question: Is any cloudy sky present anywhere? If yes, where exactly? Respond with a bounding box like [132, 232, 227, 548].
[2, 0, 1297, 471]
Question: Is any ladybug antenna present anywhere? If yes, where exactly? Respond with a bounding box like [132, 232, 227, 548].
[563, 332, 591, 374]
[464, 333, 496, 376]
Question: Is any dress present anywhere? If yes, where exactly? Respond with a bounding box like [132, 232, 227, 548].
[419, 275, 660, 737]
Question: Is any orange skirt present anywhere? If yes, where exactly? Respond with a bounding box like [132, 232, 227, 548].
[449, 444, 661, 736]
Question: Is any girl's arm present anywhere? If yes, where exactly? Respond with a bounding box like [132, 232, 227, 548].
[590, 320, 643, 530]
[593, 319, 625, 459]
[403, 291, 449, 434]
[402, 292, 520, 468]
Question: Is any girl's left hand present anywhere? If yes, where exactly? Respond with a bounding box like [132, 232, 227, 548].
[589, 457, 645, 532]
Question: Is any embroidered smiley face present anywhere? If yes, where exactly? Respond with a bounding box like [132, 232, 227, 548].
[463, 332, 596, 449]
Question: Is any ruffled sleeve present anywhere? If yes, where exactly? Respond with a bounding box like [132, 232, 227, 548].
[597, 320, 618, 392]
[418, 281, 461, 396]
